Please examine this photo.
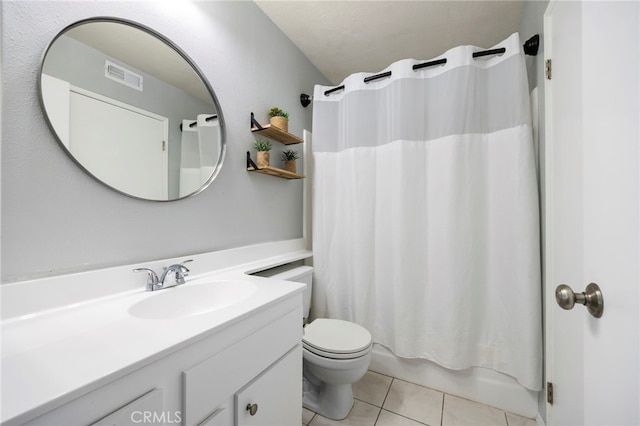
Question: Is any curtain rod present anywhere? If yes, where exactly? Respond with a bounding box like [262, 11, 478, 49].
[304, 34, 540, 104]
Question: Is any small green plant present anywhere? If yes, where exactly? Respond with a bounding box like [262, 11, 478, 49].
[268, 107, 289, 119]
[281, 149, 300, 161]
[253, 139, 272, 152]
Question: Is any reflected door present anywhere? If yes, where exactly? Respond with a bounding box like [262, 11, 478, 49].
[69, 88, 169, 200]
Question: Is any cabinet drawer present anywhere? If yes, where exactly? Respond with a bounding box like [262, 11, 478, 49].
[195, 398, 232, 426]
[235, 345, 302, 426]
[183, 307, 301, 425]
[91, 389, 165, 426]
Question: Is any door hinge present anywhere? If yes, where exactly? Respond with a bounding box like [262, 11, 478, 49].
[545, 59, 552, 80]
[547, 381, 554, 404]
[162, 141, 166, 151]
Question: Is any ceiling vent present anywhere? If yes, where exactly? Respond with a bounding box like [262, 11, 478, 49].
[105, 60, 143, 91]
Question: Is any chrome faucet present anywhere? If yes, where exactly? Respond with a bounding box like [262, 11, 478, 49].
[134, 259, 193, 291]
[159, 260, 193, 289]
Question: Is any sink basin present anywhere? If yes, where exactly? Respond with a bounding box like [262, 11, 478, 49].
[128, 280, 257, 319]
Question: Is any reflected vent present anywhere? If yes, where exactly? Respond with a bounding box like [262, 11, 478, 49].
[105, 60, 143, 91]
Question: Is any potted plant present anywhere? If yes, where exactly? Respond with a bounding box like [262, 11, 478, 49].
[254, 139, 272, 168]
[268, 107, 289, 133]
[281, 149, 300, 173]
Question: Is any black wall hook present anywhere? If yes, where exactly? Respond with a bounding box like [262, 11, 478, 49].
[300, 93, 312, 108]
[523, 34, 540, 56]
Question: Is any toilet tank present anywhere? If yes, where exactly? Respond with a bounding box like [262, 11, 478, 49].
[268, 265, 313, 320]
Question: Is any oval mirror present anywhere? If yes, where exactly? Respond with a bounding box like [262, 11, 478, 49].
[39, 18, 226, 201]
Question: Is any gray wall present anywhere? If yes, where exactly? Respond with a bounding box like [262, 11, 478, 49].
[1, 1, 329, 282]
[518, 0, 549, 422]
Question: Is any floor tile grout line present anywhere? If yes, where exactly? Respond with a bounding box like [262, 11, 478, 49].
[380, 376, 394, 409]
[373, 406, 383, 425]
[306, 411, 316, 426]
[372, 376, 393, 426]
[354, 396, 383, 410]
[440, 392, 445, 426]
[375, 377, 432, 426]
[378, 408, 430, 426]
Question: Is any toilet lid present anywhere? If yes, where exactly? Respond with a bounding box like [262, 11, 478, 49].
[303, 319, 372, 356]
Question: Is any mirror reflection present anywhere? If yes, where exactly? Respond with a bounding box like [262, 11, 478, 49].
[40, 18, 225, 201]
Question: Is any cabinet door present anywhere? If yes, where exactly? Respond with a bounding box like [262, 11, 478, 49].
[235, 345, 302, 426]
[183, 308, 301, 425]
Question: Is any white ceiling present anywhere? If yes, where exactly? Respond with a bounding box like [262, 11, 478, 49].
[255, 0, 526, 85]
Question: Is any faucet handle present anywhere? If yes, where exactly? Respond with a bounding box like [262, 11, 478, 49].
[133, 268, 159, 291]
[172, 260, 192, 285]
[178, 259, 193, 274]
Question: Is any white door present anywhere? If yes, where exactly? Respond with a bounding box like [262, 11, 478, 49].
[69, 88, 169, 200]
[544, 1, 639, 425]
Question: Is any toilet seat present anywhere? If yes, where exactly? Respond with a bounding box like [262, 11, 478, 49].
[303, 319, 372, 360]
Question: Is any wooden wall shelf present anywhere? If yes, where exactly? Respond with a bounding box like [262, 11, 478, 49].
[250, 112, 303, 145]
[246, 151, 304, 179]
[251, 124, 303, 145]
[247, 113, 304, 179]
[247, 165, 305, 179]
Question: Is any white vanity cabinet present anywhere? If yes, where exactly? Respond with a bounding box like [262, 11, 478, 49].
[183, 308, 302, 426]
[17, 296, 302, 426]
[185, 345, 302, 426]
[184, 346, 301, 426]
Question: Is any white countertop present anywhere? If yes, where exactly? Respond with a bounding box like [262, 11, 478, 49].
[0, 240, 311, 424]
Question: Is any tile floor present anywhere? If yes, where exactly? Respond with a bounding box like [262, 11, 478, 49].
[302, 371, 538, 426]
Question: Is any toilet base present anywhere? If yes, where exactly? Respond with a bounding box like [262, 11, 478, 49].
[302, 375, 354, 420]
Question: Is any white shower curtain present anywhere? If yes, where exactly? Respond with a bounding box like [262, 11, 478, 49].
[179, 119, 201, 197]
[311, 33, 542, 391]
[197, 114, 220, 183]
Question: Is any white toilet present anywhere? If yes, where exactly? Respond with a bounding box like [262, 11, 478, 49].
[269, 265, 372, 420]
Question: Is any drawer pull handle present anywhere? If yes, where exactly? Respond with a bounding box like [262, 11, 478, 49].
[246, 403, 258, 416]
